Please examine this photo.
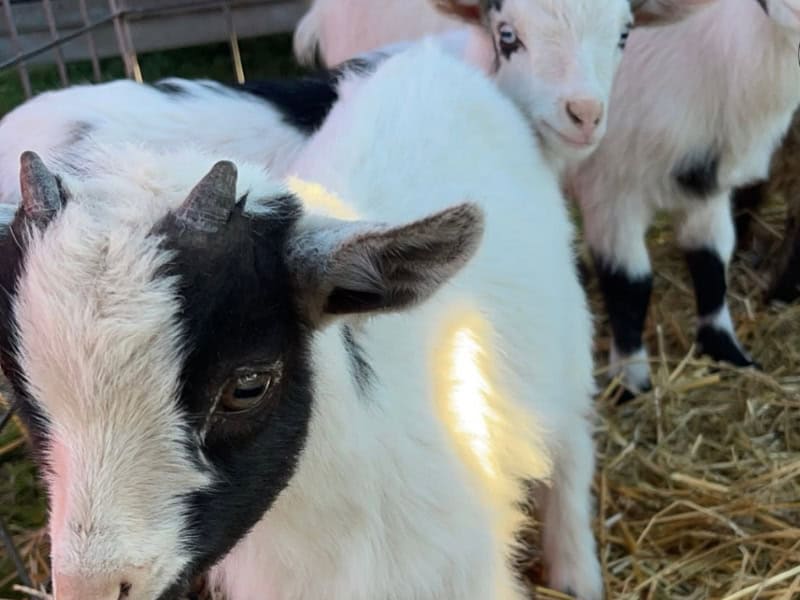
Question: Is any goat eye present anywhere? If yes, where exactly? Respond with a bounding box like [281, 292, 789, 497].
[497, 23, 522, 56]
[219, 371, 273, 414]
[618, 22, 633, 50]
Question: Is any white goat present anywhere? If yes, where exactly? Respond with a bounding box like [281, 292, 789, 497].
[0, 45, 601, 599]
[286, 42, 600, 598]
[293, 0, 718, 170]
[569, 0, 800, 396]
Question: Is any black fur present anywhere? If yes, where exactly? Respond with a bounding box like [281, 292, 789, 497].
[756, 0, 768, 14]
[234, 57, 381, 134]
[593, 256, 653, 356]
[684, 248, 755, 366]
[154, 80, 190, 95]
[342, 325, 375, 395]
[684, 247, 726, 318]
[696, 326, 754, 367]
[673, 147, 721, 198]
[152, 195, 318, 592]
[732, 180, 768, 247]
[0, 213, 52, 456]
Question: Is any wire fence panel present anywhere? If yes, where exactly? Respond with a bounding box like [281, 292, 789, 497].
[0, 0, 306, 95]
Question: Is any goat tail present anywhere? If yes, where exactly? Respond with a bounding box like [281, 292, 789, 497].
[293, 2, 326, 67]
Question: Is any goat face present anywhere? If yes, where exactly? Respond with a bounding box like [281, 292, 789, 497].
[437, 0, 716, 165]
[0, 152, 483, 600]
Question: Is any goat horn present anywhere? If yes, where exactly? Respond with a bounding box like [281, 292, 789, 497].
[19, 151, 64, 221]
[175, 160, 238, 233]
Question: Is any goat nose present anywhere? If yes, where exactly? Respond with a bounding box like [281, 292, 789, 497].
[565, 98, 604, 138]
[54, 572, 136, 600]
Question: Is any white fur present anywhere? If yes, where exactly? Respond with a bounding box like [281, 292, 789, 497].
[570, 0, 800, 391]
[0, 78, 309, 206]
[274, 43, 601, 599]
[292, 0, 717, 170]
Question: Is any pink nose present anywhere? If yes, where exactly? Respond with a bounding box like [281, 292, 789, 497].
[565, 98, 604, 139]
[54, 571, 140, 600]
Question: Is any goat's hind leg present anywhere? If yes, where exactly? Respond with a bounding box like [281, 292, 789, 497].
[678, 194, 756, 367]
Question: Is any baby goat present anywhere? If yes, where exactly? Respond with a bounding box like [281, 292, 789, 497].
[569, 0, 800, 396]
[293, 0, 717, 169]
[0, 44, 601, 599]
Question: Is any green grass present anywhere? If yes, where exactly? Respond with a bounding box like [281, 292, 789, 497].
[0, 32, 299, 597]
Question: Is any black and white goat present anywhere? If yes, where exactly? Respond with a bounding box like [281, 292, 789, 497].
[293, 0, 717, 170]
[0, 44, 602, 599]
[568, 0, 800, 396]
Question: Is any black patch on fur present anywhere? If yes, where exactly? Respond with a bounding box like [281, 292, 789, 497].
[154, 80, 190, 95]
[732, 180, 768, 247]
[616, 381, 652, 405]
[593, 256, 653, 356]
[0, 217, 52, 456]
[684, 247, 726, 318]
[233, 56, 381, 134]
[342, 325, 375, 394]
[672, 147, 721, 198]
[696, 326, 755, 367]
[756, 0, 768, 14]
[153, 193, 323, 588]
[67, 120, 93, 145]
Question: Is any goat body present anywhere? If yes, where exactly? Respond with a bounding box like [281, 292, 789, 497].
[570, 0, 800, 394]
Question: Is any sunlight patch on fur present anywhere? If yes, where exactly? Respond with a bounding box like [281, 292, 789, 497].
[286, 175, 359, 220]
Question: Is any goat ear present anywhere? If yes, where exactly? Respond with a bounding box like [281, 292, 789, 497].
[630, 0, 715, 25]
[433, 0, 491, 24]
[287, 202, 485, 324]
[14, 151, 69, 231]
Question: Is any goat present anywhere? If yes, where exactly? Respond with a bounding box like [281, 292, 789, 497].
[568, 0, 800, 397]
[0, 57, 385, 203]
[287, 41, 601, 598]
[0, 44, 601, 599]
[292, 0, 718, 170]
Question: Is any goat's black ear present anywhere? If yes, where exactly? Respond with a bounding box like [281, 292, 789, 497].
[286, 202, 485, 325]
[15, 151, 69, 232]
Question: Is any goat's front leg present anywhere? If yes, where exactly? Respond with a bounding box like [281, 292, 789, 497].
[678, 194, 756, 367]
[538, 412, 602, 600]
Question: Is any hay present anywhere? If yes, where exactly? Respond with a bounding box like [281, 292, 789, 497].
[528, 190, 799, 599]
[0, 198, 798, 600]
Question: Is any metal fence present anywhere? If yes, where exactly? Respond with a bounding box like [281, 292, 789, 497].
[1, 0, 307, 96]
[0, 1, 305, 595]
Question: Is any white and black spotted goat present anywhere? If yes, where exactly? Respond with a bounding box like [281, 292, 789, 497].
[0, 45, 602, 599]
[293, 0, 718, 170]
[568, 0, 800, 396]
